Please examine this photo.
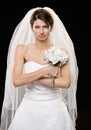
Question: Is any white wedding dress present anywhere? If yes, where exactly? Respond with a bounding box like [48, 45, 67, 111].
[8, 61, 75, 130]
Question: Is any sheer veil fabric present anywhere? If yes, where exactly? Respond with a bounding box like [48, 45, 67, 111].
[0, 7, 78, 130]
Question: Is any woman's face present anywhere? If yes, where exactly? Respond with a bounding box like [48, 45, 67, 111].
[32, 19, 51, 42]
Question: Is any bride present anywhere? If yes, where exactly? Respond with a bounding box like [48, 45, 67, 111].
[0, 7, 78, 130]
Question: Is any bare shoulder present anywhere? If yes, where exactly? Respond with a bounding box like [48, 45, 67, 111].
[16, 43, 28, 50]
[15, 44, 30, 53]
[60, 47, 69, 54]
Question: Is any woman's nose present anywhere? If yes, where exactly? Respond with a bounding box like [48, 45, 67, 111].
[40, 27, 44, 33]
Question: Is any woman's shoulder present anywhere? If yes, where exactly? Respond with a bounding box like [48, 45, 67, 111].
[60, 47, 69, 55]
[16, 43, 33, 50]
[16, 43, 30, 48]
[15, 43, 33, 54]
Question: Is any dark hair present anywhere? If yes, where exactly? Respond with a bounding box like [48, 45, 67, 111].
[30, 9, 53, 28]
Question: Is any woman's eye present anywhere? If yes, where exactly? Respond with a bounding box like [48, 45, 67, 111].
[44, 26, 49, 28]
[35, 26, 40, 29]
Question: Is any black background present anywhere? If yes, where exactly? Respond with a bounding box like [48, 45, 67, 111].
[0, 1, 90, 130]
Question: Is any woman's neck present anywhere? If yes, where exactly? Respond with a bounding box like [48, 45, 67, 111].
[34, 39, 51, 50]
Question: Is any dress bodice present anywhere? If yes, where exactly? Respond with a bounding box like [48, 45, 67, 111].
[23, 61, 61, 101]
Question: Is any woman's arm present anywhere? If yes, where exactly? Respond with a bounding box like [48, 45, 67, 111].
[12, 44, 47, 87]
[12, 44, 59, 87]
[38, 60, 71, 88]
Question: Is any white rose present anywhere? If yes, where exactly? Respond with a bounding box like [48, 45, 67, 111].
[44, 46, 68, 66]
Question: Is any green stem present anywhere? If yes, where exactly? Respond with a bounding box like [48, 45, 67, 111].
[51, 77, 55, 88]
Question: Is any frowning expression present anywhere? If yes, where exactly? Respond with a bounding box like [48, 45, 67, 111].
[32, 19, 52, 42]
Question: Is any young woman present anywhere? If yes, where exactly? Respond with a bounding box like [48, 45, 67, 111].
[0, 7, 78, 130]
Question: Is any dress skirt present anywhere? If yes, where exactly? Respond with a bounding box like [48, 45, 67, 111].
[8, 92, 75, 130]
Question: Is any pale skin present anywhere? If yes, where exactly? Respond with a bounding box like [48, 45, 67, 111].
[13, 19, 71, 88]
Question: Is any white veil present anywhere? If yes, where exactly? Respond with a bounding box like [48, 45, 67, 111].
[0, 7, 78, 130]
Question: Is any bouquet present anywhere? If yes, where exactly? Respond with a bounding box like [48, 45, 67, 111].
[44, 46, 69, 87]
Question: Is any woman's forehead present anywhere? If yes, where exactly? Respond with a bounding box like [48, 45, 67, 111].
[33, 19, 48, 26]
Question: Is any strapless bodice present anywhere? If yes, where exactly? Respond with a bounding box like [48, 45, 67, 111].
[23, 61, 48, 73]
[23, 61, 61, 101]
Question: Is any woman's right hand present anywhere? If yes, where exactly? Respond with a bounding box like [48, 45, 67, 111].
[45, 65, 59, 77]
